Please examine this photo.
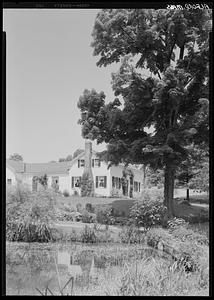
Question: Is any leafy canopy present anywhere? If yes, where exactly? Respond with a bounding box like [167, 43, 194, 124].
[78, 9, 210, 170]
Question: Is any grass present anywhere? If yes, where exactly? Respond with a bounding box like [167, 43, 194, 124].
[173, 200, 209, 222]
[55, 195, 117, 210]
[189, 194, 209, 204]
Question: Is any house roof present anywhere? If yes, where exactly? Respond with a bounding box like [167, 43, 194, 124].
[6, 159, 73, 175]
[24, 161, 73, 175]
[6, 160, 25, 173]
[6, 151, 143, 176]
[6, 151, 92, 176]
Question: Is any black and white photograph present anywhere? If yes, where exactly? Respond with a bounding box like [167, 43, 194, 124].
[3, 2, 211, 296]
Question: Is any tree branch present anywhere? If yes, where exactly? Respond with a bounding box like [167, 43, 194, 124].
[157, 71, 162, 80]
[158, 35, 166, 46]
[184, 70, 200, 91]
[167, 40, 176, 66]
[119, 24, 136, 44]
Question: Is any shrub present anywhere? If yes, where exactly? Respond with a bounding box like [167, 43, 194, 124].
[95, 230, 113, 243]
[85, 202, 94, 213]
[167, 217, 189, 232]
[6, 184, 32, 223]
[129, 199, 167, 228]
[114, 216, 129, 226]
[6, 185, 57, 242]
[95, 206, 115, 225]
[76, 203, 82, 213]
[63, 189, 70, 197]
[81, 210, 96, 223]
[146, 227, 172, 249]
[6, 220, 52, 243]
[81, 225, 97, 243]
[50, 228, 64, 242]
[119, 226, 146, 244]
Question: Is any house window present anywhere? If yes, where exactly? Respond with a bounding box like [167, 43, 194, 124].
[112, 176, 115, 188]
[7, 179, 12, 185]
[72, 176, 82, 188]
[96, 176, 107, 188]
[52, 176, 59, 191]
[78, 159, 85, 168]
[134, 181, 140, 192]
[92, 159, 101, 167]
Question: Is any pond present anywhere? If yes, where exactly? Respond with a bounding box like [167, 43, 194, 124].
[6, 242, 176, 295]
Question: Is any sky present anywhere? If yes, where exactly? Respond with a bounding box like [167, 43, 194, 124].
[3, 9, 121, 163]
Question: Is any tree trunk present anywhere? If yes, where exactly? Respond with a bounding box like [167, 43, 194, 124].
[186, 175, 190, 201]
[143, 165, 147, 188]
[164, 161, 175, 217]
[179, 44, 185, 60]
[186, 188, 190, 201]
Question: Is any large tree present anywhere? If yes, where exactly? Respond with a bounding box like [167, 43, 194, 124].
[77, 9, 211, 216]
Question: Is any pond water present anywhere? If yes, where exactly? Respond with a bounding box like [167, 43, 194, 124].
[6, 242, 174, 295]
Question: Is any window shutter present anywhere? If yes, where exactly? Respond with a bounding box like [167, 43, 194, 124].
[104, 176, 107, 188]
[78, 160, 80, 168]
[98, 160, 101, 167]
[112, 176, 114, 188]
[72, 177, 74, 188]
[96, 176, 98, 188]
[139, 182, 140, 192]
[92, 159, 94, 167]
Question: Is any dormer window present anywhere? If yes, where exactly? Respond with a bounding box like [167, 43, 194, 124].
[92, 159, 101, 167]
[78, 159, 85, 168]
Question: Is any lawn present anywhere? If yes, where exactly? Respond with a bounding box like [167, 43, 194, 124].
[55, 195, 118, 210]
[55, 192, 209, 225]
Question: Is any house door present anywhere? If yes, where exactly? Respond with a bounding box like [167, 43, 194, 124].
[52, 176, 59, 191]
[122, 179, 129, 196]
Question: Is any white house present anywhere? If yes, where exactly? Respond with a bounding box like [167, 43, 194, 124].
[6, 142, 144, 198]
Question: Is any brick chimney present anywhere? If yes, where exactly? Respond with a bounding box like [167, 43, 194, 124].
[81, 139, 94, 196]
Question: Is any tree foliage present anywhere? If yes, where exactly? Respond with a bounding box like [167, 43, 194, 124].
[78, 9, 211, 214]
[9, 153, 23, 161]
[58, 154, 73, 162]
[73, 148, 84, 159]
[176, 143, 208, 185]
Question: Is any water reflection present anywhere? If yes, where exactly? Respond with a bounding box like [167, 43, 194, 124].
[57, 249, 98, 281]
[6, 244, 175, 295]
